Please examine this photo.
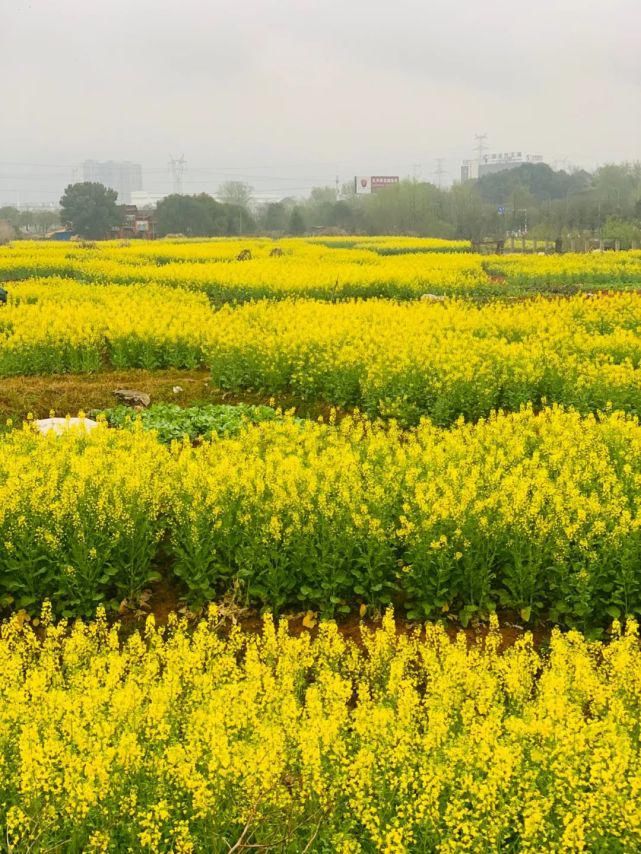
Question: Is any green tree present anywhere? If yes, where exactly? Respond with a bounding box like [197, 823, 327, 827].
[215, 203, 256, 235]
[263, 202, 288, 232]
[156, 194, 255, 237]
[288, 206, 306, 235]
[601, 216, 641, 249]
[447, 182, 498, 241]
[59, 182, 120, 238]
[363, 180, 451, 237]
[18, 209, 60, 235]
[477, 163, 591, 205]
[0, 206, 20, 228]
[308, 187, 337, 205]
[156, 194, 217, 236]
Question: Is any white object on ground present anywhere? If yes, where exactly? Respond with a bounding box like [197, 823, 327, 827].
[34, 417, 99, 436]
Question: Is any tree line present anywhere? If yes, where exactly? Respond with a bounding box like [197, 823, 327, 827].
[190, 165, 641, 246]
[2, 162, 640, 245]
[291, 163, 641, 246]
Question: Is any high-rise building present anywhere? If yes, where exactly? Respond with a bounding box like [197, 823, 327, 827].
[82, 160, 143, 203]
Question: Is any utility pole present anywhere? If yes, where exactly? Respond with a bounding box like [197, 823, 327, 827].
[474, 133, 488, 166]
[168, 155, 186, 195]
[433, 158, 446, 189]
[335, 174, 340, 201]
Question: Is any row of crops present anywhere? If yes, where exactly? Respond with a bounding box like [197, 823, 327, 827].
[2, 238, 641, 300]
[3, 608, 640, 852]
[3, 406, 641, 627]
[4, 281, 641, 425]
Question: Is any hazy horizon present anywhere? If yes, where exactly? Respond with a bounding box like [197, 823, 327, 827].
[2, 0, 639, 205]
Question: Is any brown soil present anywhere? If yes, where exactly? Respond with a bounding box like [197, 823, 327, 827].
[114, 579, 551, 652]
[0, 369, 342, 424]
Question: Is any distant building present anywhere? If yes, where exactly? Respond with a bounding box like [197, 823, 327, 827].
[112, 205, 156, 240]
[82, 160, 143, 204]
[45, 228, 74, 241]
[460, 160, 479, 182]
[461, 152, 544, 183]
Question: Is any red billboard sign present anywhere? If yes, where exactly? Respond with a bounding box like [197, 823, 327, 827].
[370, 176, 399, 192]
[354, 176, 400, 194]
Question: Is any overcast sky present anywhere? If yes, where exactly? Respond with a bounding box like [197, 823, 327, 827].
[1, 0, 639, 203]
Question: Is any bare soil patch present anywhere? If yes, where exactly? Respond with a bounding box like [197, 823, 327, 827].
[0, 369, 340, 423]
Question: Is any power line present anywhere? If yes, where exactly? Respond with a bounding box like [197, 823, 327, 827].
[168, 155, 186, 195]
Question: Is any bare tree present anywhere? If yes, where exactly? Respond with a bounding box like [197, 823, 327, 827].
[0, 220, 16, 244]
[218, 181, 253, 208]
